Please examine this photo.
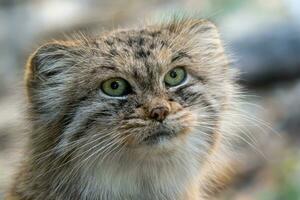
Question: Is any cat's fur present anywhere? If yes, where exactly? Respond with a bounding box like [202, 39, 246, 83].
[7, 18, 240, 200]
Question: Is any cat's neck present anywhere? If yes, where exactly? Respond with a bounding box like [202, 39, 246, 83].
[19, 130, 206, 200]
[79, 147, 203, 200]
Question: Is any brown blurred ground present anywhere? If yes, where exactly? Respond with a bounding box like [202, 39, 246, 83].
[0, 0, 300, 199]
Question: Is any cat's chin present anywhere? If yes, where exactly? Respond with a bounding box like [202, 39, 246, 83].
[141, 124, 184, 147]
[142, 130, 175, 145]
[136, 130, 192, 155]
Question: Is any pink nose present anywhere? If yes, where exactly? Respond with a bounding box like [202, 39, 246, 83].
[150, 106, 169, 122]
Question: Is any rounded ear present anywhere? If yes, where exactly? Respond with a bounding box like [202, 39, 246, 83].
[165, 18, 223, 53]
[24, 42, 78, 119]
[25, 42, 75, 90]
[166, 18, 229, 77]
[166, 18, 219, 36]
[188, 19, 219, 35]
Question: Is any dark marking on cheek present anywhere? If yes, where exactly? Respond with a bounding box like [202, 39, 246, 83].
[114, 99, 128, 109]
[187, 93, 204, 105]
[196, 76, 206, 83]
[60, 95, 93, 141]
[120, 102, 141, 120]
[77, 95, 89, 102]
[175, 83, 197, 94]
[181, 90, 219, 123]
[71, 110, 114, 141]
[175, 87, 205, 107]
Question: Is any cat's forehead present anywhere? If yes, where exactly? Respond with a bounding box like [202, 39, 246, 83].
[104, 28, 168, 48]
[91, 28, 191, 74]
[100, 28, 173, 60]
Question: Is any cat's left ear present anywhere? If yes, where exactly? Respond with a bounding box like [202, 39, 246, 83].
[187, 19, 219, 36]
[167, 19, 224, 52]
[168, 18, 220, 37]
[168, 19, 230, 76]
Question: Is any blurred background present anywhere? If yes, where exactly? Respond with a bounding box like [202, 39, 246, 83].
[0, 0, 300, 199]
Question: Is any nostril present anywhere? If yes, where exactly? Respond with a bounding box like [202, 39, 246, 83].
[153, 112, 159, 119]
[150, 107, 169, 122]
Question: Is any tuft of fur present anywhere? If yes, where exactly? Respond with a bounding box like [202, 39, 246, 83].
[7, 18, 241, 200]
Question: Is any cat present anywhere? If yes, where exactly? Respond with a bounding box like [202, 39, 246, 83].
[6, 18, 240, 200]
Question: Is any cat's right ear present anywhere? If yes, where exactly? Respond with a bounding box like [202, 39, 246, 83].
[24, 42, 79, 120]
[25, 42, 76, 96]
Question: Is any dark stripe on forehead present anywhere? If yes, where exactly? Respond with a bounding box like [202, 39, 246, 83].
[127, 36, 146, 47]
[135, 49, 151, 59]
[144, 61, 156, 82]
[138, 37, 145, 46]
[149, 31, 162, 38]
[132, 68, 140, 80]
[127, 38, 134, 47]
[99, 65, 116, 71]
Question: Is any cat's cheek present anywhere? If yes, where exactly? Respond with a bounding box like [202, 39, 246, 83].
[169, 101, 183, 114]
[122, 134, 138, 146]
[165, 111, 197, 139]
[168, 109, 197, 127]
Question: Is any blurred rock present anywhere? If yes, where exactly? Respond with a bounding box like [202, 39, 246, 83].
[269, 80, 300, 139]
[232, 23, 300, 87]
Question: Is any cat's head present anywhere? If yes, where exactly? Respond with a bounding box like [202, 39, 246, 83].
[26, 19, 236, 166]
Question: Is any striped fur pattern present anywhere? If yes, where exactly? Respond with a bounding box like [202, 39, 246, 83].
[7, 18, 240, 200]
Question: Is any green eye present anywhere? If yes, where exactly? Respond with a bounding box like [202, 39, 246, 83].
[164, 67, 187, 87]
[101, 78, 131, 97]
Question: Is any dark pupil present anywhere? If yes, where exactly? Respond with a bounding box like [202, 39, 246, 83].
[111, 81, 119, 89]
[170, 70, 177, 78]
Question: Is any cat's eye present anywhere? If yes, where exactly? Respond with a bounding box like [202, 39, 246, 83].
[101, 78, 131, 97]
[164, 67, 187, 87]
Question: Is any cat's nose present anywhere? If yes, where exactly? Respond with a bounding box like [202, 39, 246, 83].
[150, 106, 169, 122]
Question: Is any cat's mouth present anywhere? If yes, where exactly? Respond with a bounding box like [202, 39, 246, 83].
[142, 126, 176, 145]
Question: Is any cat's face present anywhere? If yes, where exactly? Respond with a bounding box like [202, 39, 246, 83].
[26, 19, 233, 165]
